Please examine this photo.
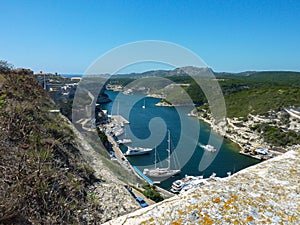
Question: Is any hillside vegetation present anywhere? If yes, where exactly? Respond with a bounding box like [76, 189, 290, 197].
[225, 86, 300, 118]
[107, 70, 300, 111]
[0, 71, 104, 224]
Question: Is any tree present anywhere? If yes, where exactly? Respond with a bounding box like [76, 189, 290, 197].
[0, 60, 13, 73]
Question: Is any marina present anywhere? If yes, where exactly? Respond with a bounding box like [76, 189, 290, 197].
[99, 90, 260, 190]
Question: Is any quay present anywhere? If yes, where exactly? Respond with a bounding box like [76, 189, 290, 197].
[239, 150, 265, 160]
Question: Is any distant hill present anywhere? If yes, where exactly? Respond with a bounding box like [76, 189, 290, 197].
[214, 71, 257, 77]
[106, 68, 300, 107]
[113, 66, 214, 78]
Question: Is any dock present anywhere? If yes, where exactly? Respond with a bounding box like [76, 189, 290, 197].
[133, 166, 154, 185]
[239, 150, 264, 160]
[239, 149, 279, 160]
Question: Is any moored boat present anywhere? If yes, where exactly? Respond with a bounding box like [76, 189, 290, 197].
[170, 175, 204, 193]
[124, 146, 153, 156]
[117, 138, 132, 144]
[179, 178, 209, 194]
[143, 130, 181, 179]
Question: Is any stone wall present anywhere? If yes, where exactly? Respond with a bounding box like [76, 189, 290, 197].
[104, 148, 300, 224]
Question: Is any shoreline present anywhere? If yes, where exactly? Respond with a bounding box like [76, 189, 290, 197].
[154, 101, 195, 107]
[191, 110, 300, 160]
[194, 113, 263, 152]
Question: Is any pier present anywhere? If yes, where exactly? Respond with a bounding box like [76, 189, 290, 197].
[133, 166, 154, 185]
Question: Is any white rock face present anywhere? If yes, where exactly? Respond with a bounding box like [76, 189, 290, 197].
[104, 148, 300, 225]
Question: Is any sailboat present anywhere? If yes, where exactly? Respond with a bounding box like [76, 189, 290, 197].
[143, 130, 180, 179]
[142, 98, 146, 109]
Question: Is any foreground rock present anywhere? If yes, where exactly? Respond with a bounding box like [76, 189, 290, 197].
[104, 148, 300, 224]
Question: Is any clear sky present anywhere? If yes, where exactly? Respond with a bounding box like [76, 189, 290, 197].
[1, 0, 300, 74]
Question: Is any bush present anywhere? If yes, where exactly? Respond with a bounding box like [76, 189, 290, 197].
[142, 184, 164, 202]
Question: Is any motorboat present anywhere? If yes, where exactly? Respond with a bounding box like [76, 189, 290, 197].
[200, 144, 217, 152]
[124, 146, 153, 156]
[117, 139, 132, 144]
[170, 175, 204, 193]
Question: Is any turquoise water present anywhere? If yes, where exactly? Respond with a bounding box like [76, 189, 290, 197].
[102, 90, 259, 190]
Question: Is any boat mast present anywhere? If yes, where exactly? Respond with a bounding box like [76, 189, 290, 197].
[117, 100, 119, 115]
[154, 146, 157, 169]
[167, 130, 170, 170]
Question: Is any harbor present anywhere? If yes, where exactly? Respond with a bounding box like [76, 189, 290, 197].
[98, 90, 260, 191]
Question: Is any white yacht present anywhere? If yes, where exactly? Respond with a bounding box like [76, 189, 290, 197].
[179, 179, 209, 194]
[117, 138, 132, 144]
[143, 130, 180, 179]
[171, 173, 221, 194]
[124, 146, 153, 156]
[200, 144, 217, 152]
[170, 175, 204, 193]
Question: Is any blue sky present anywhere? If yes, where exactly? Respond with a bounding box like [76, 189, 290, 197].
[1, 0, 300, 73]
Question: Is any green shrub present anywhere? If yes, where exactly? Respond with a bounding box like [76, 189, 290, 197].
[142, 184, 164, 202]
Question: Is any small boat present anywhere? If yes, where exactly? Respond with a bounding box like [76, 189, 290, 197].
[142, 99, 146, 109]
[200, 144, 217, 152]
[117, 139, 132, 144]
[124, 146, 153, 156]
